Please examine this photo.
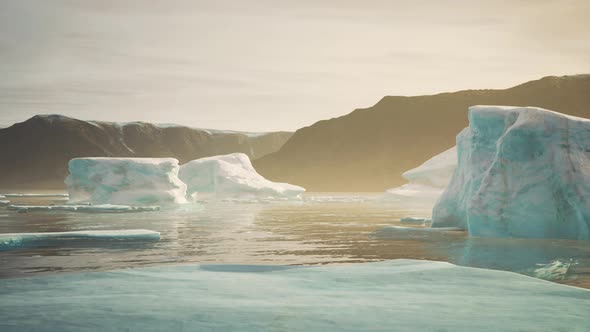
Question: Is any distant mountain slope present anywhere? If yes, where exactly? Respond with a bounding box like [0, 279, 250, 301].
[254, 75, 590, 191]
[0, 115, 292, 189]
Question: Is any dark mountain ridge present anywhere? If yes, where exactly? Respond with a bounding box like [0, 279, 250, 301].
[254, 75, 590, 191]
[0, 115, 292, 189]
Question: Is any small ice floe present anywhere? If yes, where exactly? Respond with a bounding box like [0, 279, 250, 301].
[532, 260, 576, 281]
[7, 204, 160, 213]
[2, 193, 69, 198]
[303, 195, 371, 203]
[0, 200, 10, 207]
[387, 225, 463, 232]
[371, 225, 464, 239]
[400, 217, 432, 224]
[0, 230, 160, 250]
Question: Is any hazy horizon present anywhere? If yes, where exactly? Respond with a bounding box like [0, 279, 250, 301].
[1, 0, 589, 131]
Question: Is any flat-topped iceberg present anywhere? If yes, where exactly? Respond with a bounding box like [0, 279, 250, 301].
[433, 106, 590, 240]
[179, 153, 305, 200]
[0, 229, 160, 250]
[384, 146, 456, 207]
[0, 259, 588, 331]
[66, 158, 187, 206]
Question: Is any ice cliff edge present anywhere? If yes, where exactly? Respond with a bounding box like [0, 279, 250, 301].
[432, 106, 590, 240]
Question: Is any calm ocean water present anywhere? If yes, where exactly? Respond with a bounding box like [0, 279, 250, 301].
[1, 193, 589, 289]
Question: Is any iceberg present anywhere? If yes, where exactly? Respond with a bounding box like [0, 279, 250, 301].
[432, 106, 590, 240]
[0, 229, 160, 250]
[7, 204, 160, 213]
[384, 147, 456, 207]
[0, 195, 8, 206]
[66, 158, 187, 205]
[0, 259, 588, 331]
[179, 153, 305, 200]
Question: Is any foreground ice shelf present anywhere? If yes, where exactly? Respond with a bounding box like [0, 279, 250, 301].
[0, 229, 160, 250]
[179, 153, 305, 200]
[433, 106, 590, 240]
[0, 259, 587, 331]
[66, 157, 187, 206]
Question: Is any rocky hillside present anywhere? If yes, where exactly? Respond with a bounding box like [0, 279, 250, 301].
[254, 75, 590, 191]
[0, 115, 292, 189]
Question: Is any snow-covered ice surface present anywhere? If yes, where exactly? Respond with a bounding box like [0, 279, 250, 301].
[433, 106, 590, 240]
[179, 153, 305, 200]
[7, 204, 160, 213]
[0, 230, 160, 250]
[66, 158, 187, 206]
[0, 259, 588, 332]
[384, 147, 456, 208]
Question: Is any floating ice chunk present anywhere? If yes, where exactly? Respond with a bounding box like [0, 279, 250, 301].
[385, 225, 463, 232]
[7, 204, 160, 213]
[433, 106, 590, 240]
[2, 193, 69, 198]
[0, 194, 8, 206]
[384, 147, 456, 207]
[66, 158, 187, 205]
[0, 229, 160, 250]
[179, 153, 305, 200]
[532, 260, 574, 281]
[400, 217, 432, 224]
[371, 226, 464, 240]
[0, 259, 588, 331]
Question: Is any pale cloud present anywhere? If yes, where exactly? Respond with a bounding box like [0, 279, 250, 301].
[0, 0, 588, 131]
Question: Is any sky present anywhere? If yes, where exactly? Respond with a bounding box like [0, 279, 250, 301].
[0, 0, 589, 131]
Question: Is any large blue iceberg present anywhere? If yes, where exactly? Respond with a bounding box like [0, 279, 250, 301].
[0, 260, 588, 331]
[432, 106, 590, 240]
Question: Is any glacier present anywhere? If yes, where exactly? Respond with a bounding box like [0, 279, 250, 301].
[178, 153, 305, 200]
[66, 158, 187, 206]
[384, 146, 456, 207]
[0, 259, 588, 331]
[432, 106, 590, 240]
[0, 229, 160, 250]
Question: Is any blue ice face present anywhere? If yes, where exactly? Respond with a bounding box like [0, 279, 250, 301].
[432, 106, 590, 241]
